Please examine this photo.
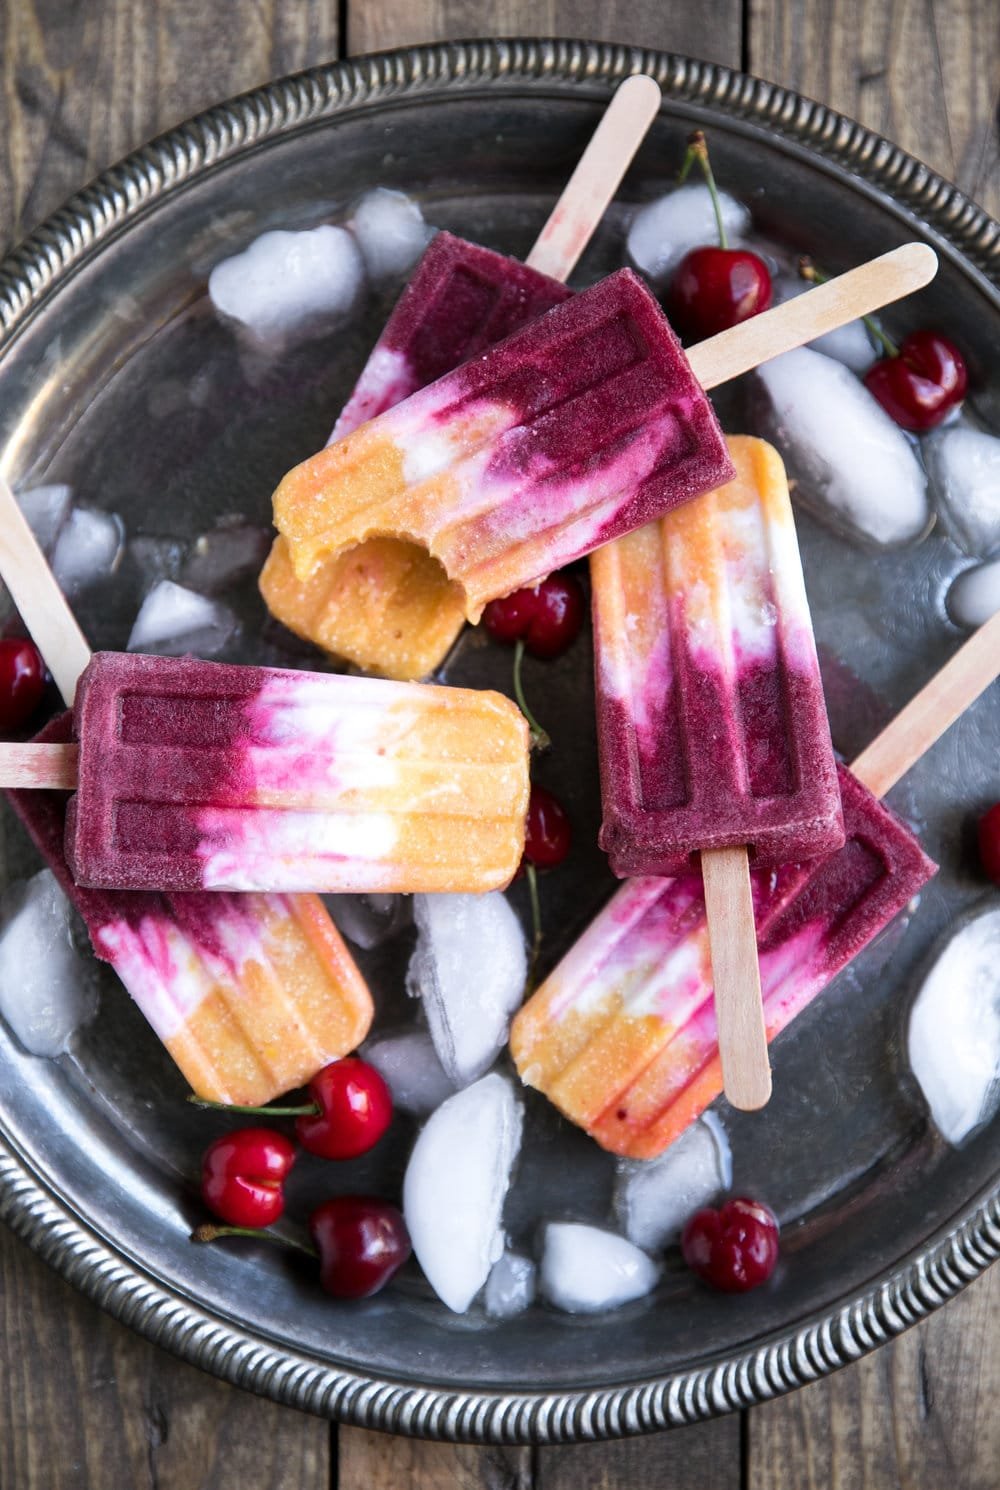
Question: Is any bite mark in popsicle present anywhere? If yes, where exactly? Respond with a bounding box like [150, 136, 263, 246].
[260, 75, 662, 680]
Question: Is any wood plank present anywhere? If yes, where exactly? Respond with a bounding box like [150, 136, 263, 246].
[339, 1429, 530, 1488]
[748, 0, 1000, 219]
[0, 0, 339, 253]
[535, 1416, 741, 1490]
[347, 0, 743, 71]
[0, 1221, 330, 1490]
[748, 1265, 1000, 1488]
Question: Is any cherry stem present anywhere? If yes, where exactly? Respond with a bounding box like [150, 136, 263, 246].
[513, 640, 550, 751]
[678, 130, 728, 250]
[187, 1094, 320, 1118]
[797, 256, 900, 357]
[191, 1223, 318, 1258]
[525, 861, 543, 994]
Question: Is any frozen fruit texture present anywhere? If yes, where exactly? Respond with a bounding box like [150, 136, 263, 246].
[64, 652, 529, 895]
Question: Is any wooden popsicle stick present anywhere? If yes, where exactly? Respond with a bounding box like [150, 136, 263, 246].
[701, 845, 772, 1111]
[0, 475, 92, 704]
[687, 243, 938, 391]
[851, 606, 1000, 799]
[524, 74, 661, 281]
[0, 742, 79, 790]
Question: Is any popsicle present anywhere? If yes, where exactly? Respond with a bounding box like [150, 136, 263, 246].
[272, 246, 938, 626]
[510, 608, 1000, 1158]
[3, 649, 530, 894]
[594, 437, 843, 875]
[0, 484, 374, 1105]
[592, 436, 842, 1108]
[260, 74, 661, 681]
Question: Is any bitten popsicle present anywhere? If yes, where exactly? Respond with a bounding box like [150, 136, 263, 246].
[510, 608, 1000, 1158]
[0, 481, 374, 1105]
[592, 436, 843, 1109]
[272, 246, 938, 626]
[260, 74, 661, 681]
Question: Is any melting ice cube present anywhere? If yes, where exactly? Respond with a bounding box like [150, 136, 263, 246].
[209, 225, 365, 341]
[403, 1073, 523, 1313]
[908, 904, 1000, 1145]
[325, 892, 411, 950]
[626, 185, 750, 283]
[539, 1222, 660, 1313]
[16, 484, 73, 555]
[350, 188, 434, 283]
[947, 558, 1000, 630]
[613, 1112, 732, 1251]
[51, 507, 125, 595]
[484, 1250, 536, 1319]
[753, 347, 930, 547]
[127, 580, 238, 657]
[0, 870, 98, 1057]
[362, 1029, 456, 1116]
[771, 275, 876, 373]
[406, 891, 526, 1086]
[926, 425, 1000, 557]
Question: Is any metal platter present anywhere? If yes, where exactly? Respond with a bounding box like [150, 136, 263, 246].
[0, 38, 999, 1444]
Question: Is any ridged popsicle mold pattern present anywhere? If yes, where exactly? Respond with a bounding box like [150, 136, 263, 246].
[1, 36, 999, 1442]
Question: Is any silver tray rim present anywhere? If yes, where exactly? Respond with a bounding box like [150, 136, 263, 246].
[0, 36, 998, 1444]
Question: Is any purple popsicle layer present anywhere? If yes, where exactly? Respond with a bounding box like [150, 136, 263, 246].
[331, 231, 574, 439]
[511, 764, 936, 1158]
[593, 437, 844, 875]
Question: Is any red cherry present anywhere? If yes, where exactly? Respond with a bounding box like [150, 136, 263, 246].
[200, 1127, 296, 1229]
[681, 1197, 780, 1292]
[523, 784, 572, 869]
[295, 1057, 393, 1161]
[0, 637, 46, 733]
[863, 330, 968, 430]
[978, 803, 1000, 886]
[667, 246, 772, 343]
[308, 1195, 411, 1299]
[482, 572, 585, 659]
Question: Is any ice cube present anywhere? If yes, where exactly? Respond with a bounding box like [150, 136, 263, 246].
[403, 1073, 523, 1313]
[613, 1112, 732, 1251]
[484, 1250, 536, 1319]
[0, 870, 98, 1057]
[51, 507, 125, 594]
[181, 522, 271, 595]
[127, 580, 238, 657]
[753, 347, 930, 547]
[926, 425, 1000, 556]
[539, 1223, 660, 1313]
[771, 275, 877, 373]
[947, 558, 1000, 630]
[208, 225, 365, 342]
[626, 185, 751, 283]
[16, 484, 73, 555]
[350, 188, 434, 283]
[406, 891, 527, 1086]
[362, 1029, 456, 1116]
[129, 535, 187, 587]
[908, 904, 1000, 1145]
[324, 891, 411, 950]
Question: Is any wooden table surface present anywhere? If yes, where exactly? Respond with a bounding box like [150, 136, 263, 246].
[1, 2, 998, 1486]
